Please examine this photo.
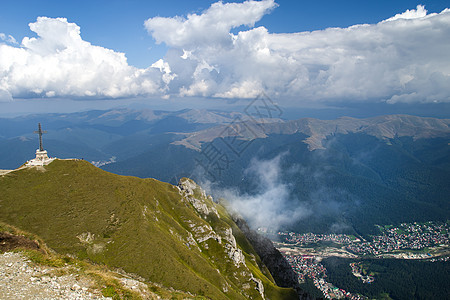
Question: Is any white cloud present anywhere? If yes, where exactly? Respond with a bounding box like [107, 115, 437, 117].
[145, 1, 450, 104]
[151, 59, 177, 86]
[144, 0, 277, 48]
[0, 17, 165, 99]
[1, 2, 450, 105]
[384, 4, 428, 22]
[0, 33, 18, 44]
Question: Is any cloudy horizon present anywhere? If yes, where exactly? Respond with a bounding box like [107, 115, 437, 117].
[1, 1, 449, 117]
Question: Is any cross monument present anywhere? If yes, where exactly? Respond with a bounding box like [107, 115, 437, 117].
[34, 123, 47, 151]
[27, 123, 53, 166]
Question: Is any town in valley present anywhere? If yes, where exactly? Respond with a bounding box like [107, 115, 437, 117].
[263, 221, 450, 299]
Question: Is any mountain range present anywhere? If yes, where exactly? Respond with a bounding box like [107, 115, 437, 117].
[1, 109, 449, 236]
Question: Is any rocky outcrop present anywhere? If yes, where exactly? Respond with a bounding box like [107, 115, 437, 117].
[178, 178, 219, 217]
[178, 179, 247, 267]
[177, 178, 269, 298]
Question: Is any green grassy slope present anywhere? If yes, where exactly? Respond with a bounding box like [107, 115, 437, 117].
[0, 159, 297, 299]
[0, 222, 201, 299]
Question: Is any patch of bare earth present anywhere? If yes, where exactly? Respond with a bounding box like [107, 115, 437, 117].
[0, 232, 42, 252]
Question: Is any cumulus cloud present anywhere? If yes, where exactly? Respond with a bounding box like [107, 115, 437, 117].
[145, 0, 277, 48]
[384, 4, 427, 22]
[1, 2, 449, 104]
[0, 17, 166, 99]
[145, 2, 450, 104]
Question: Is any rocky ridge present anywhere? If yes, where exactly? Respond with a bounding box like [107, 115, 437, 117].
[177, 178, 264, 298]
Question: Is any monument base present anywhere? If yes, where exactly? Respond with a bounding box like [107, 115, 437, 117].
[27, 149, 54, 166]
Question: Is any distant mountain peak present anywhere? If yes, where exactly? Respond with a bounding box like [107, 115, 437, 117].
[173, 114, 450, 151]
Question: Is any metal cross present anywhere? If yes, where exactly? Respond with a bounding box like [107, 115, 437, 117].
[34, 123, 47, 151]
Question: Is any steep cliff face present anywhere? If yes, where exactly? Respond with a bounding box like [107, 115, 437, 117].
[230, 214, 312, 300]
[177, 178, 264, 298]
[0, 160, 298, 299]
[177, 178, 302, 299]
[178, 178, 312, 299]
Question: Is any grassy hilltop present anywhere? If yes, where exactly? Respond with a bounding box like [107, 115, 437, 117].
[0, 159, 297, 299]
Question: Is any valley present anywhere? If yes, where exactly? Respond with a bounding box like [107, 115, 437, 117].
[2, 110, 449, 238]
[269, 221, 450, 299]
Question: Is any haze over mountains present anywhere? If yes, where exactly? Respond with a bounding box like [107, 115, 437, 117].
[2, 108, 449, 163]
[1, 109, 449, 237]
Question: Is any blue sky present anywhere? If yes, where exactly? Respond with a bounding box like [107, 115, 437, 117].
[1, 0, 450, 117]
[1, 0, 448, 68]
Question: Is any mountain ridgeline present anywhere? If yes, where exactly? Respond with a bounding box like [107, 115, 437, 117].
[101, 112, 450, 236]
[1, 110, 449, 236]
[0, 159, 303, 299]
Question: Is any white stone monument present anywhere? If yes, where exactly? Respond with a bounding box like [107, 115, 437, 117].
[26, 123, 54, 166]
